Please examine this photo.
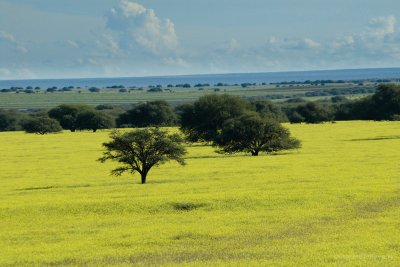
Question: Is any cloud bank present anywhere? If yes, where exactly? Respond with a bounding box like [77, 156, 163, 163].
[0, 31, 28, 54]
[1, 0, 400, 79]
[105, 0, 178, 55]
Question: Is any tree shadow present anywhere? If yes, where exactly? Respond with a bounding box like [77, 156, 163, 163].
[346, 135, 400, 141]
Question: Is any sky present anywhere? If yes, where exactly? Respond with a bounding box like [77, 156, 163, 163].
[1, 0, 400, 79]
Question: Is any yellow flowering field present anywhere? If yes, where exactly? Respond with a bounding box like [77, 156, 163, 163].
[0, 121, 399, 266]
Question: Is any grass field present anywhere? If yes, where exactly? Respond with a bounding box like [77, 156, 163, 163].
[1, 121, 399, 266]
[0, 83, 375, 109]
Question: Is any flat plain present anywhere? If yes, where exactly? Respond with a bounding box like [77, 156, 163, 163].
[0, 83, 375, 109]
[1, 121, 399, 266]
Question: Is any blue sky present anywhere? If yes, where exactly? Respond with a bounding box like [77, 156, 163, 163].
[1, 0, 400, 79]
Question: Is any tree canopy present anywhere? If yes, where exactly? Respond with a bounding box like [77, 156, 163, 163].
[369, 84, 400, 120]
[99, 128, 186, 184]
[214, 113, 301, 156]
[117, 100, 176, 128]
[180, 94, 249, 142]
[21, 116, 62, 135]
[48, 104, 85, 132]
[76, 110, 114, 132]
[0, 110, 21, 131]
[49, 104, 114, 132]
[250, 100, 288, 122]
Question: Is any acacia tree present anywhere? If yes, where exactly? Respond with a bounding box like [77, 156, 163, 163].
[98, 128, 186, 184]
[215, 113, 301, 156]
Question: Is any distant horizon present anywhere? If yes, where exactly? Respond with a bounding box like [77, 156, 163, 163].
[2, 66, 400, 83]
[1, 67, 400, 89]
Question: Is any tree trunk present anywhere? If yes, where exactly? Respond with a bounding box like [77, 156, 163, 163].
[251, 150, 259, 156]
[141, 172, 147, 184]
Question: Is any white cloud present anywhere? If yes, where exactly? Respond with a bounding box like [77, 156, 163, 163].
[164, 57, 190, 68]
[0, 31, 28, 54]
[0, 67, 36, 79]
[67, 40, 79, 48]
[0, 68, 11, 77]
[303, 38, 321, 49]
[106, 0, 178, 55]
[367, 16, 396, 37]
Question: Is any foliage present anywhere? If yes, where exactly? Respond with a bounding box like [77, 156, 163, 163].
[180, 94, 249, 142]
[215, 113, 300, 156]
[0, 110, 21, 131]
[49, 104, 115, 132]
[21, 116, 62, 134]
[99, 128, 186, 184]
[288, 102, 334, 123]
[48, 104, 86, 132]
[117, 101, 176, 128]
[76, 110, 114, 132]
[250, 100, 288, 122]
[89, 87, 100, 93]
[369, 84, 400, 120]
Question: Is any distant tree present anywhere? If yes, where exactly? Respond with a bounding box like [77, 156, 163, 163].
[95, 104, 114, 110]
[180, 94, 249, 142]
[293, 102, 334, 123]
[285, 110, 305, 123]
[214, 113, 301, 156]
[368, 84, 400, 120]
[89, 87, 100, 93]
[147, 88, 163, 93]
[334, 97, 372, 121]
[117, 101, 176, 128]
[331, 96, 348, 103]
[48, 105, 81, 132]
[0, 110, 20, 131]
[21, 116, 62, 135]
[48, 104, 92, 132]
[285, 98, 306, 103]
[76, 110, 114, 132]
[99, 128, 186, 184]
[250, 100, 288, 122]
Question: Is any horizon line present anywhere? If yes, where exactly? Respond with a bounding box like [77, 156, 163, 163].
[1, 66, 400, 82]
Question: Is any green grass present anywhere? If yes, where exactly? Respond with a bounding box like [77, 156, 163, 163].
[0, 83, 375, 109]
[1, 121, 399, 266]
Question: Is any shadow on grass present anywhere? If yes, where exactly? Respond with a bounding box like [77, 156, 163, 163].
[169, 202, 208, 211]
[18, 184, 91, 191]
[346, 135, 400, 141]
[185, 151, 298, 160]
[353, 194, 400, 217]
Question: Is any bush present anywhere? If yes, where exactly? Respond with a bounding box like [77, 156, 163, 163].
[117, 101, 176, 128]
[21, 116, 62, 134]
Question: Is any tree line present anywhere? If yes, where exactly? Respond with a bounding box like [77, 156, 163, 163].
[4, 83, 400, 184]
[1, 84, 400, 135]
